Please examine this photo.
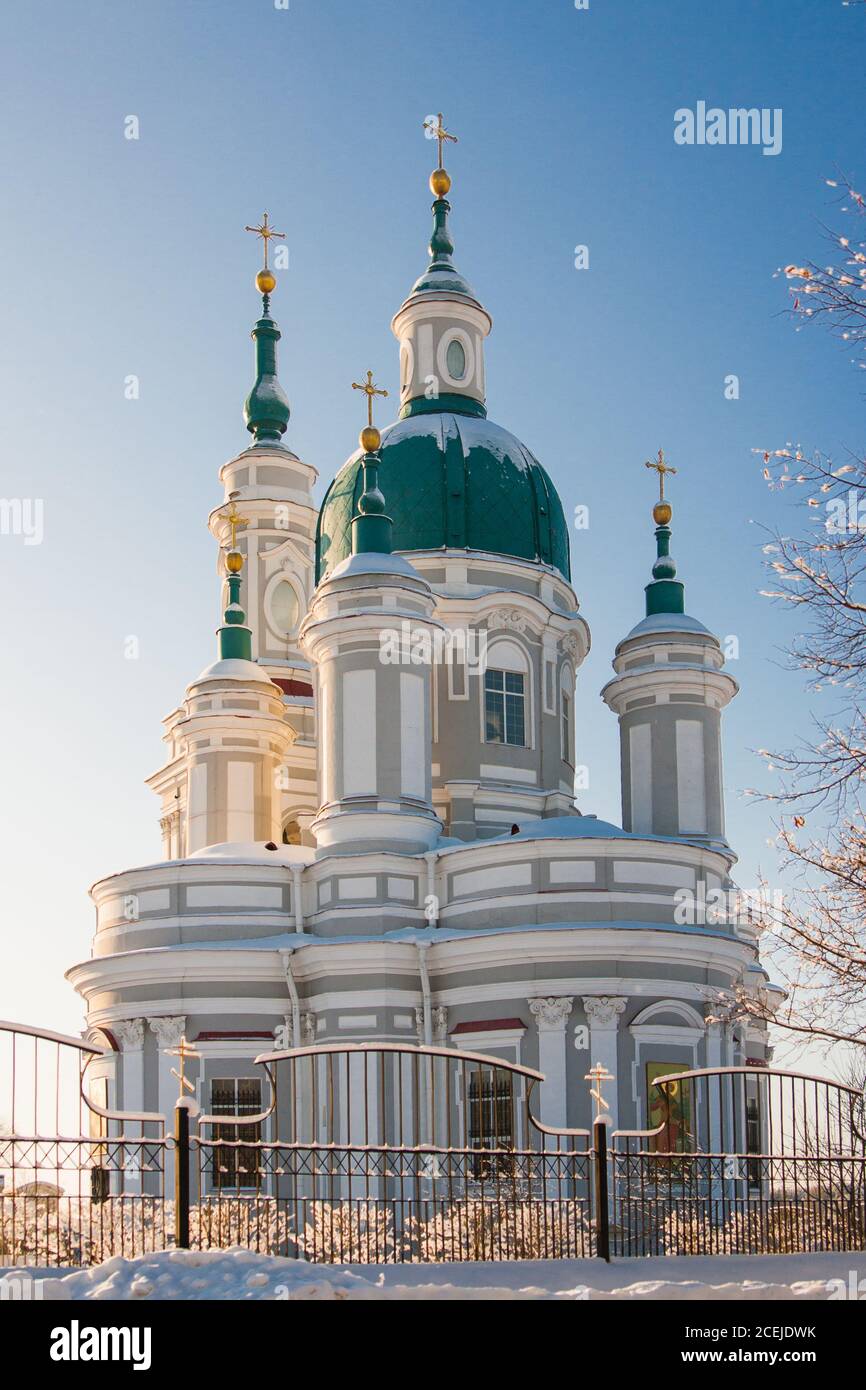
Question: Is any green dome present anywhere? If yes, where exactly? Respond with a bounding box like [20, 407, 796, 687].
[316, 410, 571, 582]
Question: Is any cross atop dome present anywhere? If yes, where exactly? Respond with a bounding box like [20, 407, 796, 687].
[424, 112, 457, 196]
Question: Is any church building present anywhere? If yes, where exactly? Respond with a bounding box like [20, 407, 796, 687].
[67, 123, 779, 1148]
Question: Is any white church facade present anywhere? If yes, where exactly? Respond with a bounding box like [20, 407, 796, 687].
[66, 133, 780, 1153]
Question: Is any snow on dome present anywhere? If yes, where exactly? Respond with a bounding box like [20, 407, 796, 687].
[623, 612, 713, 643]
[191, 657, 277, 685]
[325, 551, 422, 583]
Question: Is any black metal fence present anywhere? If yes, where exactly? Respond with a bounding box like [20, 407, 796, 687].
[611, 1066, 866, 1256]
[193, 1044, 595, 1262]
[0, 1022, 168, 1266]
[2, 1022, 864, 1266]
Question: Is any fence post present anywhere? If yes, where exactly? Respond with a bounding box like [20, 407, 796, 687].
[174, 1102, 191, 1249]
[593, 1118, 611, 1262]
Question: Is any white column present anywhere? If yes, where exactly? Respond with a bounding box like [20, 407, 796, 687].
[529, 997, 574, 1129]
[149, 1016, 187, 1190]
[582, 997, 627, 1134]
[113, 1019, 145, 1191]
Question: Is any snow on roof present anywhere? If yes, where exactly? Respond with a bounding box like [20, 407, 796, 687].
[623, 612, 713, 642]
[122, 918, 742, 956]
[488, 814, 711, 850]
[188, 841, 314, 866]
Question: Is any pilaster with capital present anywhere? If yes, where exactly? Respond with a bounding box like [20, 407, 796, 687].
[416, 1006, 448, 1044]
[114, 1018, 146, 1123]
[529, 996, 573, 1128]
[582, 996, 627, 1131]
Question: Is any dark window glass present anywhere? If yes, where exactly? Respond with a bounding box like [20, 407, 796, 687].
[485, 668, 526, 747]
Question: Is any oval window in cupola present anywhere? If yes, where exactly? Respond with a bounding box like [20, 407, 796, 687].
[269, 579, 300, 635]
[445, 337, 466, 381]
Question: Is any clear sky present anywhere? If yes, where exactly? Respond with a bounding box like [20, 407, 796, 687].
[1, 0, 863, 1035]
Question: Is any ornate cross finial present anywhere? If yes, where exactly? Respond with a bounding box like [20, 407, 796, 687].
[424, 112, 458, 168]
[166, 1035, 200, 1102]
[352, 369, 388, 428]
[224, 502, 247, 551]
[645, 448, 677, 501]
[585, 1062, 615, 1124]
[244, 211, 285, 271]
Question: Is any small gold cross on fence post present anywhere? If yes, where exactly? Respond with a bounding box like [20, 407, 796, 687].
[645, 448, 677, 501]
[352, 369, 388, 428]
[424, 112, 458, 168]
[585, 1062, 615, 1125]
[166, 1035, 200, 1102]
[244, 210, 285, 271]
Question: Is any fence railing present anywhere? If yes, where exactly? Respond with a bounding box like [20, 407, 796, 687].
[3, 1023, 864, 1266]
[0, 1020, 168, 1266]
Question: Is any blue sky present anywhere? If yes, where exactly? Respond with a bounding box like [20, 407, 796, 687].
[1, 0, 863, 1032]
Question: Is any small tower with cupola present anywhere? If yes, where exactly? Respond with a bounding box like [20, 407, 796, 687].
[391, 114, 492, 419]
[300, 377, 443, 855]
[172, 546, 294, 854]
[601, 454, 738, 849]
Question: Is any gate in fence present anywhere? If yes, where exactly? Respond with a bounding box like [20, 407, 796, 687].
[610, 1065, 866, 1256]
[0, 1021, 168, 1266]
[2, 1021, 865, 1266]
[192, 1043, 595, 1262]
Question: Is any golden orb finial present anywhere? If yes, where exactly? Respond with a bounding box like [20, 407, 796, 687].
[653, 500, 672, 526]
[256, 267, 277, 295]
[360, 424, 381, 453]
[225, 549, 244, 574]
[430, 167, 451, 197]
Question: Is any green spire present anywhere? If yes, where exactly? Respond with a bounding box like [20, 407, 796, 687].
[350, 372, 392, 555]
[243, 212, 290, 444]
[352, 443, 393, 556]
[217, 550, 253, 660]
[643, 451, 685, 616]
[243, 306, 290, 443]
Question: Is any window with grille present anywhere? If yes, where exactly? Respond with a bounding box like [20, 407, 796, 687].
[468, 1069, 515, 1177]
[210, 1078, 263, 1190]
[484, 669, 526, 747]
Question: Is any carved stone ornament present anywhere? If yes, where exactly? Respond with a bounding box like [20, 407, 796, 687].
[529, 997, 574, 1030]
[582, 996, 627, 1029]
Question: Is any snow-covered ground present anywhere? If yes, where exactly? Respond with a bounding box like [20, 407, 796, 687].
[3, 1249, 865, 1301]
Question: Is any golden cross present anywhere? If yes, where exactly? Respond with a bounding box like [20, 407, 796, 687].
[645, 448, 677, 501]
[352, 369, 388, 427]
[244, 211, 285, 270]
[424, 112, 458, 167]
[585, 1062, 615, 1124]
[166, 1035, 200, 1101]
[224, 503, 247, 550]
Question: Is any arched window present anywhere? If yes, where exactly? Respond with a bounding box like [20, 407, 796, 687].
[282, 818, 301, 846]
[483, 639, 531, 748]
